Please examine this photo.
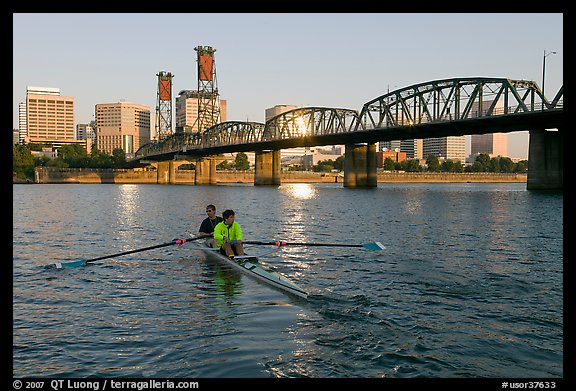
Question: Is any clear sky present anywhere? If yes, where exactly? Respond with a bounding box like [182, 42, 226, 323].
[13, 13, 563, 159]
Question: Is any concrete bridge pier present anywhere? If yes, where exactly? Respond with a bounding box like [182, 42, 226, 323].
[343, 143, 377, 188]
[195, 158, 217, 185]
[156, 161, 176, 184]
[527, 128, 563, 190]
[254, 150, 281, 186]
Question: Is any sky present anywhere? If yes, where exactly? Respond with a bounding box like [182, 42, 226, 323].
[13, 13, 563, 159]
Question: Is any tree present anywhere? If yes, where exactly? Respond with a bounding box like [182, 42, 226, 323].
[111, 148, 127, 168]
[234, 152, 250, 170]
[474, 153, 491, 172]
[514, 160, 528, 172]
[13, 145, 35, 178]
[498, 157, 515, 173]
[383, 157, 395, 171]
[426, 154, 440, 172]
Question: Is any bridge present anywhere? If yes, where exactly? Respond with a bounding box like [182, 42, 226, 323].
[132, 77, 563, 190]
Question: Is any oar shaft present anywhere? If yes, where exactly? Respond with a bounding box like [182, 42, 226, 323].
[84, 240, 181, 263]
[244, 241, 363, 248]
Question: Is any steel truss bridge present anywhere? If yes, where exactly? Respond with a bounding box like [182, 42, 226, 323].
[133, 77, 563, 161]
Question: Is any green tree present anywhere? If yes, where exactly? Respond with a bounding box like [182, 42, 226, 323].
[489, 157, 501, 172]
[333, 155, 344, 171]
[111, 148, 127, 168]
[58, 144, 89, 168]
[89, 146, 113, 168]
[13, 145, 35, 179]
[474, 153, 491, 172]
[514, 160, 528, 172]
[441, 159, 463, 172]
[426, 154, 440, 172]
[314, 159, 335, 172]
[383, 157, 395, 171]
[234, 152, 250, 170]
[403, 158, 421, 172]
[498, 157, 515, 173]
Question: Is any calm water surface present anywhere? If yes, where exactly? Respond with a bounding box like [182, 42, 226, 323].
[12, 183, 563, 378]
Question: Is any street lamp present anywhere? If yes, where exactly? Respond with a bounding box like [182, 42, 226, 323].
[542, 50, 557, 100]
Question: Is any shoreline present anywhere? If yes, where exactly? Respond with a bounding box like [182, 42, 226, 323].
[19, 168, 528, 184]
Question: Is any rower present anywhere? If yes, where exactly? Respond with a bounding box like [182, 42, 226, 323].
[213, 209, 245, 258]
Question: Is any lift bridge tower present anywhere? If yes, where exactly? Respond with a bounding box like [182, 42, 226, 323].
[193, 45, 221, 134]
[155, 71, 174, 140]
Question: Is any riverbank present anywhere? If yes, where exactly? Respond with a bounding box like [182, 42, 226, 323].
[25, 167, 527, 184]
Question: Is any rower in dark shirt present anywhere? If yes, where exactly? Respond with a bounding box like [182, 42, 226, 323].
[198, 204, 223, 248]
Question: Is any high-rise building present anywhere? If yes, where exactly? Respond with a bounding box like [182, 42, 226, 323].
[95, 102, 151, 157]
[379, 140, 401, 152]
[468, 99, 508, 159]
[400, 139, 424, 160]
[18, 102, 27, 144]
[423, 136, 466, 163]
[25, 86, 75, 143]
[471, 133, 508, 157]
[175, 90, 227, 132]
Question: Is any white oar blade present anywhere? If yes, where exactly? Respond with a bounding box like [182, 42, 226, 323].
[362, 242, 386, 251]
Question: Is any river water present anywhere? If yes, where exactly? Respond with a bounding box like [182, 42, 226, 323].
[12, 183, 563, 379]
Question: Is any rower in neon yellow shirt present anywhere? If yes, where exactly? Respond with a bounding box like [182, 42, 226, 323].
[213, 209, 245, 257]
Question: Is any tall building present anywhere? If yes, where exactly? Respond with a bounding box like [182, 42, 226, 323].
[18, 102, 27, 144]
[76, 123, 96, 154]
[468, 99, 508, 159]
[175, 90, 227, 132]
[471, 133, 508, 157]
[95, 102, 151, 157]
[400, 139, 424, 159]
[423, 136, 466, 163]
[25, 86, 75, 143]
[379, 140, 401, 152]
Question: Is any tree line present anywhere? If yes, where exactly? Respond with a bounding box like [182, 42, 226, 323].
[310, 154, 528, 173]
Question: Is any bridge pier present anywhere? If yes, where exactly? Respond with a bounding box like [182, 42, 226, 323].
[156, 161, 176, 184]
[254, 150, 281, 186]
[343, 143, 377, 188]
[195, 158, 217, 185]
[527, 128, 563, 190]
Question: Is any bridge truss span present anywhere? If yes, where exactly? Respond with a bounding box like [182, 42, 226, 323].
[263, 107, 360, 140]
[356, 77, 563, 131]
[200, 121, 266, 147]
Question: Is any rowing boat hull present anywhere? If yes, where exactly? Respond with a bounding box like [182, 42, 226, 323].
[199, 247, 308, 299]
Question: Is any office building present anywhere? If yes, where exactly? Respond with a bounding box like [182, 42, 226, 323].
[95, 102, 151, 157]
[400, 139, 424, 160]
[471, 133, 508, 157]
[18, 102, 27, 144]
[25, 86, 75, 144]
[423, 136, 466, 163]
[175, 90, 227, 132]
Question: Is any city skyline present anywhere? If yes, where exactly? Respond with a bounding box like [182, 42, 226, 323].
[13, 13, 563, 159]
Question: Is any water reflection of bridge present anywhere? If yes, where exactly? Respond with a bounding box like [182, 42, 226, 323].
[133, 77, 563, 189]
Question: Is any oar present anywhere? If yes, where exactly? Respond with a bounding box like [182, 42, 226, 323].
[243, 240, 386, 251]
[46, 236, 201, 269]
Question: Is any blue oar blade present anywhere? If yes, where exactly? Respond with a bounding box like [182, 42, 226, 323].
[362, 242, 386, 251]
[45, 259, 88, 269]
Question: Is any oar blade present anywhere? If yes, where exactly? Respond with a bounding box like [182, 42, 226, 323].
[362, 242, 386, 251]
[45, 259, 88, 269]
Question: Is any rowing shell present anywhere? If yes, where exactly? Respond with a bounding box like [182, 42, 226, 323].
[196, 246, 308, 299]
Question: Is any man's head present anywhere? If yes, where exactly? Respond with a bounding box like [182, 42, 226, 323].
[222, 209, 235, 223]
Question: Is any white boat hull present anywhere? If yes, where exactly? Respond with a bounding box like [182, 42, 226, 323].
[197, 247, 308, 299]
